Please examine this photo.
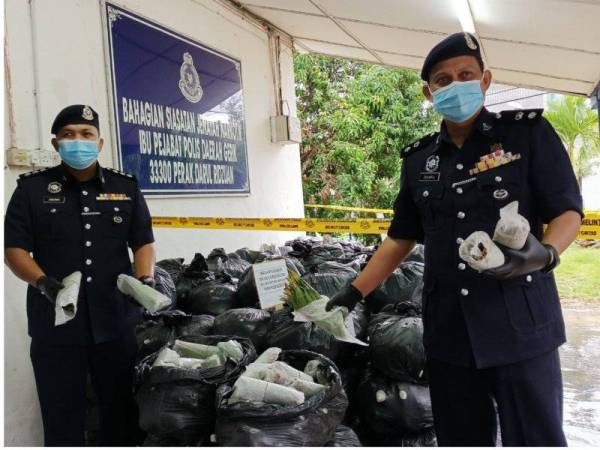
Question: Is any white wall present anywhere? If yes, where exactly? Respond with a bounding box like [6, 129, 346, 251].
[4, 0, 304, 445]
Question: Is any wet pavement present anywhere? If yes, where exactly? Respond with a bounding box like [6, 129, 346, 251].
[560, 303, 600, 447]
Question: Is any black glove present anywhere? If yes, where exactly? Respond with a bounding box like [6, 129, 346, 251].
[36, 275, 64, 305]
[483, 234, 558, 280]
[138, 275, 156, 289]
[325, 284, 363, 312]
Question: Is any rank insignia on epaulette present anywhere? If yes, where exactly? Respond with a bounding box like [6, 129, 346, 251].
[468, 146, 521, 175]
[96, 193, 132, 201]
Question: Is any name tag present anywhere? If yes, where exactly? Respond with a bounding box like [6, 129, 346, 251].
[419, 172, 440, 182]
[43, 195, 66, 204]
[96, 193, 132, 201]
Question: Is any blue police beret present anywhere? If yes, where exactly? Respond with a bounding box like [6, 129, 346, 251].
[51, 104, 100, 134]
[421, 32, 484, 81]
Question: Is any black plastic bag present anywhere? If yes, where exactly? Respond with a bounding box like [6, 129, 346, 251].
[356, 368, 433, 436]
[154, 265, 176, 304]
[135, 335, 256, 446]
[181, 275, 238, 316]
[325, 425, 362, 447]
[405, 244, 425, 264]
[265, 307, 353, 366]
[302, 262, 357, 299]
[368, 302, 426, 383]
[215, 350, 348, 447]
[175, 254, 213, 305]
[234, 247, 262, 264]
[135, 319, 173, 363]
[396, 427, 437, 447]
[173, 314, 215, 337]
[206, 248, 251, 279]
[346, 301, 369, 341]
[213, 308, 271, 352]
[156, 258, 185, 284]
[365, 262, 424, 313]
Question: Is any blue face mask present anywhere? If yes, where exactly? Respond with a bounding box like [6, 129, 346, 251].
[431, 79, 485, 123]
[58, 140, 99, 170]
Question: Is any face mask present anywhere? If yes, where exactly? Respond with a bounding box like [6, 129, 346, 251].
[58, 139, 99, 170]
[431, 79, 485, 123]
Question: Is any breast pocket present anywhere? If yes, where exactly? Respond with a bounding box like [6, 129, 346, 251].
[98, 203, 132, 240]
[413, 183, 445, 232]
[476, 165, 521, 222]
[35, 206, 79, 241]
[501, 273, 553, 333]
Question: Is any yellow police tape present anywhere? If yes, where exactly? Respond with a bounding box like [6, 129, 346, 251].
[152, 211, 600, 239]
[152, 217, 391, 234]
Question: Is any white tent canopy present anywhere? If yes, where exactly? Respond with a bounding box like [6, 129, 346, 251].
[235, 0, 600, 97]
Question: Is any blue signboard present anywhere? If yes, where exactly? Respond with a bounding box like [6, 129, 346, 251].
[105, 2, 249, 195]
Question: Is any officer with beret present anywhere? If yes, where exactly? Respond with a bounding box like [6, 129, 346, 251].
[327, 32, 583, 446]
[4, 104, 156, 446]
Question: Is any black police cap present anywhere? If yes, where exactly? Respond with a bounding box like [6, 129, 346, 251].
[421, 32, 484, 81]
[51, 104, 100, 134]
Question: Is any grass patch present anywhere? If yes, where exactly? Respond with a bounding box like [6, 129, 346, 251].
[554, 245, 600, 301]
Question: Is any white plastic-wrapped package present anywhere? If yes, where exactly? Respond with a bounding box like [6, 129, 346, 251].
[117, 273, 171, 313]
[288, 378, 326, 396]
[153, 347, 181, 367]
[228, 376, 305, 406]
[173, 340, 223, 359]
[493, 201, 530, 250]
[459, 231, 505, 271]
[292, 297, 368, 346]
[254, 347, 282, 364]
[217, 340, 244, 362]
[55, 271, 82, 326]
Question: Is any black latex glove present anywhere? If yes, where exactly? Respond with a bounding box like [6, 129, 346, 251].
[36, 275, 64, 305]
[138, 275, 156, 289]
[325, 284, 363, 312]
[483, 234, 554, 280]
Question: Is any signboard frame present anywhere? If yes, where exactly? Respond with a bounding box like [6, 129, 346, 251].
[100, 1, 251, 198]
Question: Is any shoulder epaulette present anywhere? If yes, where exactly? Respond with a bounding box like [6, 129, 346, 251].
[493, 108, 543, 123]
[401, 131, 438, 158]
[17, 167, 51, 181]
[105, 167, 136, 180]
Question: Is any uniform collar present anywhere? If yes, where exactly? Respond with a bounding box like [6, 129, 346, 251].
[436, 107, 500, 149]
[58, 163, 106, 190]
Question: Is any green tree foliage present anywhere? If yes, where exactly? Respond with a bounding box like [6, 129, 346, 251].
[544, 95, 600, 189]
[294, 54, 439, 219]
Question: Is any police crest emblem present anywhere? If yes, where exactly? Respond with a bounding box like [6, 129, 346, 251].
[425, 155, 440, 173]
[178, 52, 203, 103]
[47, 181, 62, 194]
[82, 105, 94, 120]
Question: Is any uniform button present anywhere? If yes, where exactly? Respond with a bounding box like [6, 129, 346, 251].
[458, 263, 466, 270]
[460, 288, 469, 296]
[456, 187, 463, 194]
[457, 211, 466, 219]
[85, 259, 92, 266]
[50, 208, 57, 213]
[456, 237, 464, 244]
[85, 223, 91, 230]
[114, 207, 120, 212]
[422, 190, 430, 198]
[495, 176, 502, 182]
[456, 163, 464, 170]
[83, 206, 90, 212]
[526, 275, 533, 282]
[85, 241, 92, 247]
[82, 190, 88, 196]
[86, 276, 92, 283]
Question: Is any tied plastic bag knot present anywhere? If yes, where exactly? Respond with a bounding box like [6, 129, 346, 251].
[459, 231, 505, 271]
[493, 201, 530, 250]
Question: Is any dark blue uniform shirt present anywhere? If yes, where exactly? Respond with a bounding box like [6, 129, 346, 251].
[388, 108, 583, 368]
[5, 164, 154, 344]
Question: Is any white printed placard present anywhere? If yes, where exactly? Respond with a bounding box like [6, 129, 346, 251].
[253, 259, 288, 310]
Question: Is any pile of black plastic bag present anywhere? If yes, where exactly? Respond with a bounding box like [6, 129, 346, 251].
[87, 237, 435, 446]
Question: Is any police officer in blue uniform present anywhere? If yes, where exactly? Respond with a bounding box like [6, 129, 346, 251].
[326, 33, 583, 446]
[5, 105, 156, 446]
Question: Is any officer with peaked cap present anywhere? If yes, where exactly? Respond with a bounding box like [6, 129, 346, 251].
[326, 32, 583, 446]
[5, 104, 156, 446]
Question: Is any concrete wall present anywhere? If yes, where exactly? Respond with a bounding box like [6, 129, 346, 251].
[4, 0, 304, 445]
